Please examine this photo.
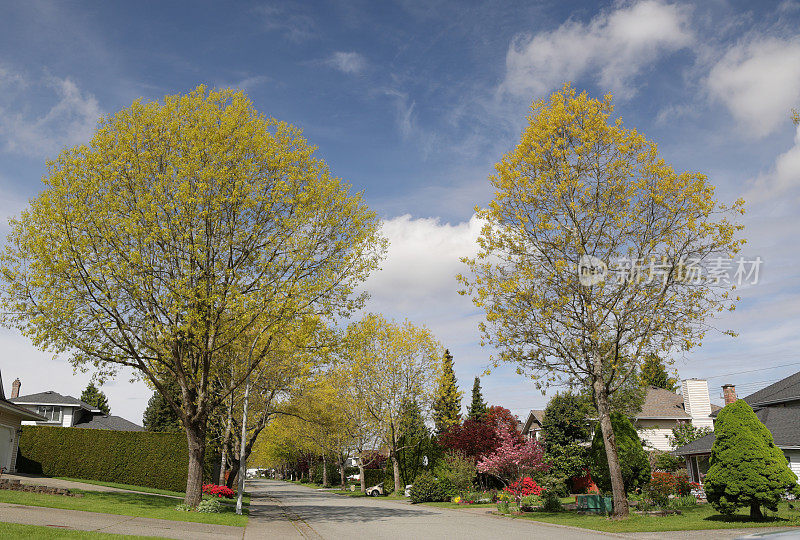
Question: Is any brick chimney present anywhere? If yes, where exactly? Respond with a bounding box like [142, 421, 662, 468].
[722, 384, 737, 406]
[11, 378, 20, 399]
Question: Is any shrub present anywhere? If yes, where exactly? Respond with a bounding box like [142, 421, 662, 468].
[409, 472, 449, 503]
[197, 499, 223, 513]
[651, 451, 684, 472]
[540, 490, 562, 512]
[361, 468, 385, 488]
[434, 451, 475, 494]
[705, 400, 800, 518]
[202, 484, 235, 499]
[17, 426, 215, 492]
[504, 477, 543, 503]
[497, 500, 510, 514]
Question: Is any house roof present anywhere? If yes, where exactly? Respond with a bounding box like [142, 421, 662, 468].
[521, 409, 545, 435]
[673, 406, 800, 455]
[636, 386, 722, 420]
[10, 391, 101, 412]
[73, 414, 144, 432]
[743, 371, 800, 407]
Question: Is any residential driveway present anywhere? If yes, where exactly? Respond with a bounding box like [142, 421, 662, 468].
[245, 480, 800, 540]
[0, 502, 243, 539]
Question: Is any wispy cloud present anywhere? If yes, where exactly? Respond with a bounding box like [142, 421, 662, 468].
[707, 37, 800, 138]
[499, 0, 694, 99]
[0, 69, 102, 158]
[255, 2, 316, 42]
[326, 51, 367, 74]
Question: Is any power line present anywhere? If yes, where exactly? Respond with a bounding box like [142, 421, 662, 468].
[704, 361, 800, 380]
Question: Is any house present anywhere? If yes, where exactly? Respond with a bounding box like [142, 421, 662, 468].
[520, 409, 545, 440]
[520, 379, 720, 451]
[674, 372, 800, 484]
[0, 371, 46, 473]
[8, 379, 143, 432]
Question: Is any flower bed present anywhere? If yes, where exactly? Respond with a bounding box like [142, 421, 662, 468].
[202, 484, 235, 499]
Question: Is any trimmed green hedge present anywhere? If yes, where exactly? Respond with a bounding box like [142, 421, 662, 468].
[17, 426, 215, 492]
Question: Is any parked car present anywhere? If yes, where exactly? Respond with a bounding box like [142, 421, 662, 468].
[366, 482, 384, 497]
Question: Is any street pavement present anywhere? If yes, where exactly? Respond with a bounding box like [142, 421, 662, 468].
[243, 480, 800, 540]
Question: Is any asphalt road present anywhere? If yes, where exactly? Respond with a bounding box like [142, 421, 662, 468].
[244, 479, 616, 539]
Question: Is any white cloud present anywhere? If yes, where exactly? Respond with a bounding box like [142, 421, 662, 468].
[0, 72, 101, 158]
[500, 0, 693, 99]
[365, 214, 483, 313]
[327, 51, 367, 74]
[708, 38, 800, 138]
[742, 125, 800, 201]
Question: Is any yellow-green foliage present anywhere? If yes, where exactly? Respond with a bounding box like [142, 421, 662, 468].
[705, 400, 800, 515]
[17, 426, 214, 491]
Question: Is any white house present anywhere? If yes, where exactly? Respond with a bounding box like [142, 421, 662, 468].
[0, 371, 46, 473]
[9, 380, 143, 431]
[521, 379, 720, 451]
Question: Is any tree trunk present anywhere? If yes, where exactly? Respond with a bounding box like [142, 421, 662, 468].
[185, 423, 206, 507]
[322, 455, 329, 487]
[750, 503, 763, 519]
[593, 370, 629, 518]
[359, 462, 366, 493]
[392, 454, 401, 495]
[218, 388, 234, 485]
[338, 456, 346, 489]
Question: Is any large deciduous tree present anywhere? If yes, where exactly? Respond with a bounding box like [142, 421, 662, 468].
[339, 314, 443, 494]
[0, 86, 384, 505]
[460, 85, 744, 516]
[640, 354, 678, 391]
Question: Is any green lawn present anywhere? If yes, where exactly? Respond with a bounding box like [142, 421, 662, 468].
[0, 489, 248, 527]
[0, 522, 162, 539]
[514, 502, 800, 532]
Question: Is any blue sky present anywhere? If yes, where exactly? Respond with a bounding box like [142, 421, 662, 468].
[1, 0, 799, 424]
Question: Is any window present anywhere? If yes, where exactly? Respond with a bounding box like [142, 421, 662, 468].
[36, 405, 62, 423]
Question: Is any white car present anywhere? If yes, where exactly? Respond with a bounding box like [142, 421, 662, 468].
[366, 482, 384, 497]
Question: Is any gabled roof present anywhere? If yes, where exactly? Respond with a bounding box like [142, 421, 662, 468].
[744, 371, 800, 407]
[637, 386, 692, 419]
[73, 414, 144, 431]
[521, 409, 545, 435]
[673, 406, 800, 455]
[636, 386, 722, 420]
[10, 391, 101, 412]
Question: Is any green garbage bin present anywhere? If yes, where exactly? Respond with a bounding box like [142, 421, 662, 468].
[575, 494, 613, 513]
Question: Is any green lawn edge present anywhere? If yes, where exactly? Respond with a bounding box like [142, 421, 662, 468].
[505, 502, 800, 533]
[0, 489, 249, 527]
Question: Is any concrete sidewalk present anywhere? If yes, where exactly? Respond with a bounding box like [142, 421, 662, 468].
[0, 502, 243, 539]
[2, 473, 182, 498]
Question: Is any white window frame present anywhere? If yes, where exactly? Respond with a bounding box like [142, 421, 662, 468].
[36, 405, 63, 423]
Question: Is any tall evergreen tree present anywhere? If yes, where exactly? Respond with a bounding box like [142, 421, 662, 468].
[467, 376, 487, 421]
[142, 384, 182, 433]
[640, 354, 678, 391]
[705, 400, 800, 518]
[80, 382, 110, 414]
[432, 350, 461, 434]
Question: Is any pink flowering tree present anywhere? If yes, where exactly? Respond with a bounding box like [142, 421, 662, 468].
[477, 427, 550, 504]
